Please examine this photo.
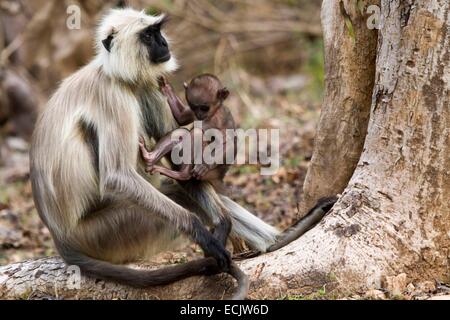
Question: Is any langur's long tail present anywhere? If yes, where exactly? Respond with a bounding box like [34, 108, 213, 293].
[266, 196, 338, 252]
[229, 262, 249, 300]
[220, 196, 280, 252]
[55, 240, 221, 288]
[221, 195, 338, 253]
[57, 239, 249, 299]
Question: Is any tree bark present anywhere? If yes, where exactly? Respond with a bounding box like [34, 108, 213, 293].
[0, 257, 239, 300]
[1, 0, 448, 300]
[300, 0, 379, 216]
[339, 0, 450, 282]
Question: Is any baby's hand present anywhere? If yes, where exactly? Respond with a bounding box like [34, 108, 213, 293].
[146, 165, 160, 175]
[158, 76, 172, 96]
[157, 76, 166, 88]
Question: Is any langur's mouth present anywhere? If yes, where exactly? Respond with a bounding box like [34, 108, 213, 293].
[153, 53, 171, 64]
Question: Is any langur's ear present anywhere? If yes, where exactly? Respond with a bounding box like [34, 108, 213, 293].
[156, 15, 170, 30]
[102, 31, 115, 52]
[183, 82, 189, 89]
[115, 0, 128, 8]
[217, 87, 230, 101]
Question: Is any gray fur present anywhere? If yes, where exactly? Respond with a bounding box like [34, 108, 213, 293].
[30, 8, 284, 289]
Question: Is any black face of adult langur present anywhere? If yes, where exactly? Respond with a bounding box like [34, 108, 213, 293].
[30, 8, 336, 290]
[138, 17, 171, 64]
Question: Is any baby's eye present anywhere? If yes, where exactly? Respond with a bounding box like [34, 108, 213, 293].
[200, 106, 209, 112]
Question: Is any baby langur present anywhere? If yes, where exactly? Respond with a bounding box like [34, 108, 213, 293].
[139, 74, 249, 299]
[140, 75, 235, 188]
[140, 75, 338, 260]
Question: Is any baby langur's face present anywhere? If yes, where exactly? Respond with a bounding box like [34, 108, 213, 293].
[185, 76, 230, 120]
[186, 91, 219, 120]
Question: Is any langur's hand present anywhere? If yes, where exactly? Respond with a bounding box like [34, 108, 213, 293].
[203, 239, 231, 272]
[192, 164, 210, 179]
[193, 220, 231, 272]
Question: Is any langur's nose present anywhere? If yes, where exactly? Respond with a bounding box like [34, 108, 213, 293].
[158, 35, 168, 48]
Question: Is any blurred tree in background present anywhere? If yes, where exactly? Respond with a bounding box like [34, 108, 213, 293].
[0, 0, 324, 137]
[0, 0, 325, 265]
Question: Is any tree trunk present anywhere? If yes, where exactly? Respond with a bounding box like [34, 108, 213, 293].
[1, 0, 448, 299]
[337, 0, 450, 283]
[300, 0, 379, 216]
[297, 0, 450, 291]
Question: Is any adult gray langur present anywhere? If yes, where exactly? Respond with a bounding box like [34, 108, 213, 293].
[30, 8, 336, 290]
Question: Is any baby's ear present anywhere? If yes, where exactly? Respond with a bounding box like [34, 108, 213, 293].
[183, 82, 189, 89]
[217, 87, 230, 101]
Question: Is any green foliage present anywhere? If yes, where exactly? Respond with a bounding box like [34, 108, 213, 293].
[285, 156, 304, 168]
[174, 256, 188, 265]
[146, 0, 174, 16]
[303, 39, 325, 102]
[357, 0, 367, 15]
[317, 286, 327, 297]
[0, 187, 9, 204]
[344, 17, 356, 42]
[285, 294, 306, 300]
[283, 0, 301, 6]
[282, 287, 329, 301]
[146, 6, 160, 16]
[235, 165, 259, 175]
